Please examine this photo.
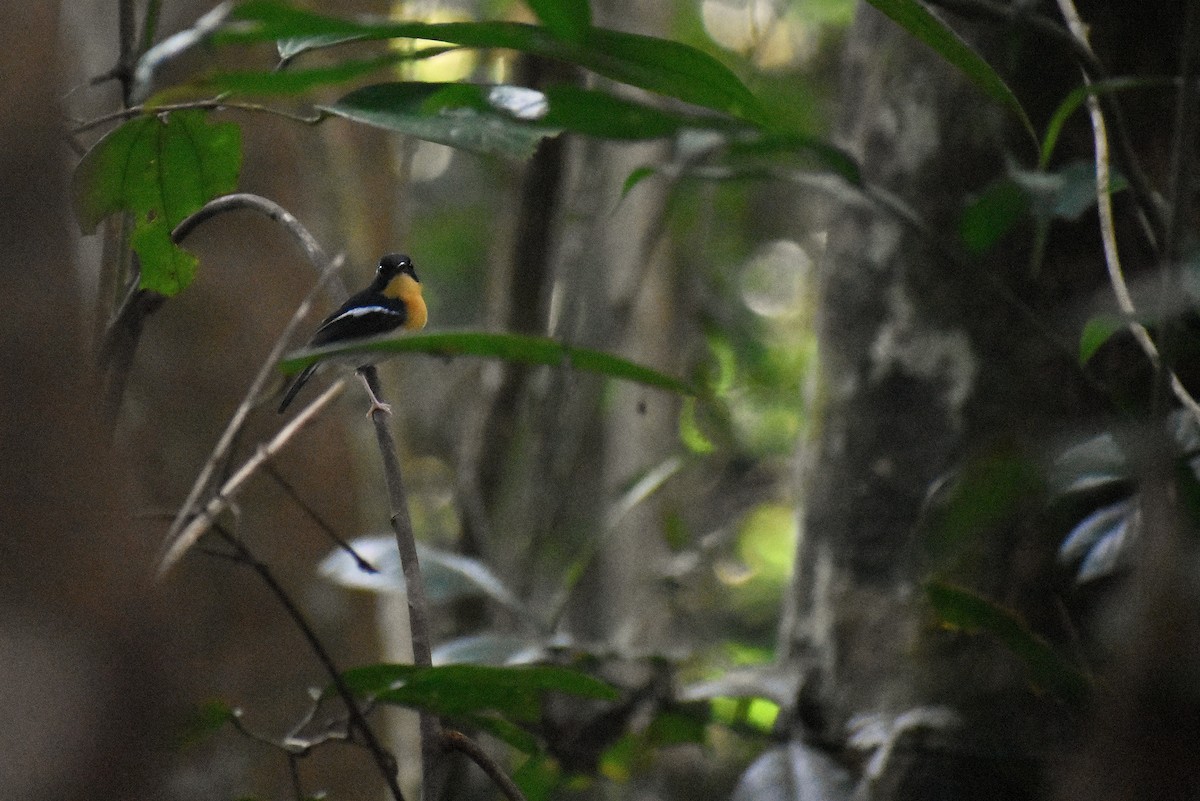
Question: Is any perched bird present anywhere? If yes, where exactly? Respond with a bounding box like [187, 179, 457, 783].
[278, 253, 428, 414]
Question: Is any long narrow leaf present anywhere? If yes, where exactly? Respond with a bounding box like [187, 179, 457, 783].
[196, 48, 454, 96]
[926, 581, 1089, 703]
[339, 663, 619, 721]
[280, 330, 695, 395]
[866, 0, 1036, 147]
[218, 0, 770, 125]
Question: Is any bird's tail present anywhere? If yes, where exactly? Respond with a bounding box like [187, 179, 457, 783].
[278, 363, 318, 413]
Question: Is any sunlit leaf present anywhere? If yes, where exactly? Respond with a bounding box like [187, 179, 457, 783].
[72, 110, 242, 295]
[865, 0, 1036, 147]
[925, 581, 1089, 703]
[281, 330, 694, 395]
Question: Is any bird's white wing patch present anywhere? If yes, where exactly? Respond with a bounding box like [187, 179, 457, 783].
[324, 305, 404, 326]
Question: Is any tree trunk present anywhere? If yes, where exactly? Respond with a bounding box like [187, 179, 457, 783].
[780, 3, 1149, 797]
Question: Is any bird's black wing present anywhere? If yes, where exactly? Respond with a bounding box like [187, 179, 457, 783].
[309, 290, 408, 347]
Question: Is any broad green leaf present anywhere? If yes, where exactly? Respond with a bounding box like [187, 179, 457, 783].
[865, 0, 1036, 147]
[197, 49, 454, 96]
[281, 330, 695, 395]
[219, 0, 771, 125]
[959, 178, 1027, 256]
[72, 110, 242, 295]
[525, 0, 591, 43]
[1078, 313, 1125, 366]
[321, 82, 558, 160]
[926, 581, 1089, 703]
[339, 663, 619, 722]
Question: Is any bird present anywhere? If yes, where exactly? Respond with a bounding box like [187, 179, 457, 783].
[278, 252, 427, 415]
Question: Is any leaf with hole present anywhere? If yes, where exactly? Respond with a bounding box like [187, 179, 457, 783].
[339, 663, 619, 723]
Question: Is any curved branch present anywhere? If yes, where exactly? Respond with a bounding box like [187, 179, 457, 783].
[442, 729, 527, 801]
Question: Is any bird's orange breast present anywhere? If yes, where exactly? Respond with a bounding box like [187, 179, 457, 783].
[383, 273, 427, 330]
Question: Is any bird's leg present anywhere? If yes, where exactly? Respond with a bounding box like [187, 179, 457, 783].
[357, 369, 392, 417]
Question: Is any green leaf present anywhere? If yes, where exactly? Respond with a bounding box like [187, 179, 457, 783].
[1010, 160, 1127, 223]
[339, 663, 619, 723]
[1078, 313, 1125, 366]
[959, 178, 1027, 256]
[526, 0, 591, 43]
[197, 49, 454, 96]
[72, 110, 242, 295]
[926, 581, 1090, 703]
[865, 0, 1036, 147]
[281, 330, 695, 395]
[322, 82, 558, 160]
[220, 1, 770, 125]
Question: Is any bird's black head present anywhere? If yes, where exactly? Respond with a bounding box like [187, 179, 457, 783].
[377, 253, 418, 283]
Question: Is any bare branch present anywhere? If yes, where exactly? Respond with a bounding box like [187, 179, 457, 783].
[157, 254, 345, 575]
[157, 379, 346, 575]
[212, 525, 407, 801]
